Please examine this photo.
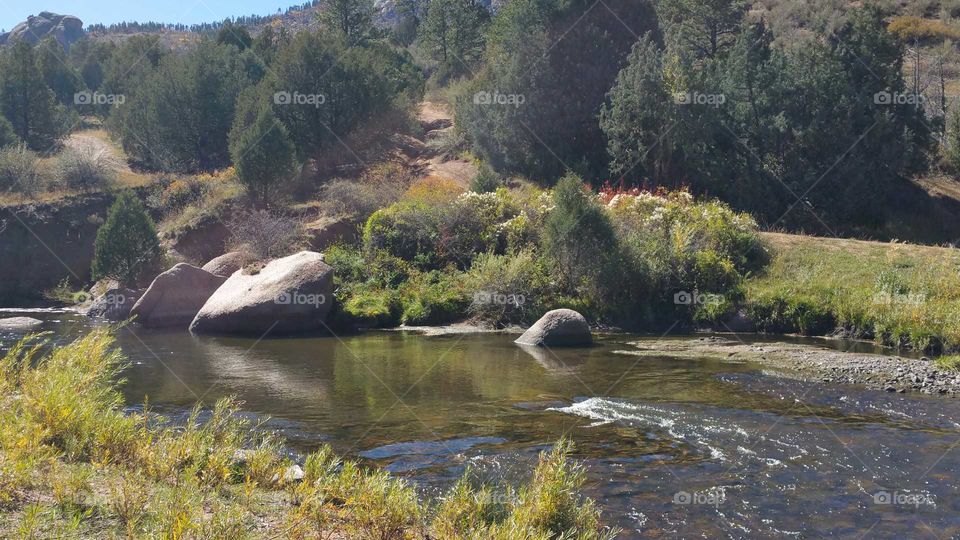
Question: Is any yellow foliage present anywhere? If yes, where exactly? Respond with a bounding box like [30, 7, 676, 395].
[888, 16, 960, 43]
[404, 176, 464, 204]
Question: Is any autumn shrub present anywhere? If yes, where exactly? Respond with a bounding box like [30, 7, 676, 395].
[888, 15, 960, 43]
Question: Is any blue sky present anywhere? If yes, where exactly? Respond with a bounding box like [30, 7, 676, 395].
[1, 1, 297, 32]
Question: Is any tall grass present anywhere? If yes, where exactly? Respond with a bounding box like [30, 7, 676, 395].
[0, 330, 612, 538]
[745, 233, 960, 353]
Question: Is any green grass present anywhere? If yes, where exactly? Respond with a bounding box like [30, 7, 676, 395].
[744, 232, 960, 352]
[0, 329, 612, 539]
[935, 355, 960, 370]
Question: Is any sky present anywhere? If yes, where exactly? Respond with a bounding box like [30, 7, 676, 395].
[0, 0, 297, 33]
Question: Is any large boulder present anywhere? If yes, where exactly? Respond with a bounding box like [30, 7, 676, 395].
[131, 264, 226, 328]
[0, 12, 84, 50]
[86, 288, 142, 321]
[201, 251, 251, 277]
[190, 251, 333, 335]
[0, 317, 43, 332]
[515, 309, 592, 347]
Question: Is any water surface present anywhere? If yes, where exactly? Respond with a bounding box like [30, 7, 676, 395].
[4, 310, 960, 538]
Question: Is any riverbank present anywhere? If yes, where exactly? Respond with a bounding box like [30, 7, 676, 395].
[618, 336, 960, 395]
[743, 232, 960, 354]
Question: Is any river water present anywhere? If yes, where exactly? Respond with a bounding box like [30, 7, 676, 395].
[4, 310, 960, 538]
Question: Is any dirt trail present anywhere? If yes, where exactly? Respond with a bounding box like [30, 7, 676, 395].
[412, 101, 477, 186]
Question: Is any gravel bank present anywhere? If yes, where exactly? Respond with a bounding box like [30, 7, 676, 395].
[617, 336, 960, 395]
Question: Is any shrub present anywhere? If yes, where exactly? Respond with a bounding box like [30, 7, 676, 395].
[606, 189, 766, 326]
[342, 284, 403, 328]
[888, 16, 960, 43]
[544, 173, 619, 299]
[465, 250, 552, 326]
[91, 191, 163, 286]
[398, 269, 469, 325]
[226, 209, 305, 260]
[318, 162, 417, 221]
[54, 141, 118, 192]
[0, 144, 45, 195]
[470, 162, 503, 193]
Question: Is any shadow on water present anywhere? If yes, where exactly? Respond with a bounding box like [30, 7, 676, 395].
[3, 310, 960, 538]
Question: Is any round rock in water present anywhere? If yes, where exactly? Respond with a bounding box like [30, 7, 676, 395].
[515, 309, 592, 347]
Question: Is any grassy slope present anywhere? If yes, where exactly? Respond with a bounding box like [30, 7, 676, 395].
[745, 232, 960, 352]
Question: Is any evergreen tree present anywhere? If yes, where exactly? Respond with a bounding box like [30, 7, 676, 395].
[91, 191, 162, 286]
[229, 91, 297, 204]
[0, 42, 71, 151]
[0, 115, 19, 149]
[216, 21, 253, 51]
[456, 0, 660, 181]
[317, 0, 376, 46]
[110, 41, 249, 172]
[544, 172, 618, 294]
[657, 0, 747, 59]
[35, 37, 84, 105]
[418, 0, 488, 79]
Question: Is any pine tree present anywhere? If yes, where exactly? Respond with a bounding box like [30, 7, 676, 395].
[0, 42, 71, 150]
[91, 191, 162, 286]
[317, 0, 376, 46]
[229, 93, 297, 204]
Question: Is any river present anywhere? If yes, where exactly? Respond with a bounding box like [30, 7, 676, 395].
[4, 309, 960, 538]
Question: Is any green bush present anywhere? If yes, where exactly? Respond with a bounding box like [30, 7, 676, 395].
[91, 191, 163, 286]
[471, 162, 503, 193]
[342, 284, 402, 328]
[398, 270, 469, 325]
[465, 250, 553, 326]
[544, 173, 620, 307]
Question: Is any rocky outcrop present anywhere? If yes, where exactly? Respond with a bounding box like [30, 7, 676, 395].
[190, 251, 333, 336]
[0, 317, 43, 332]
[86, 288, 142, 321]
[131, 264, 226, 328]
[0, 12, 84, 50]
[515, 309, 592, 347]
[304, 216, 357, 251]
[201, 252, 251, 277]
